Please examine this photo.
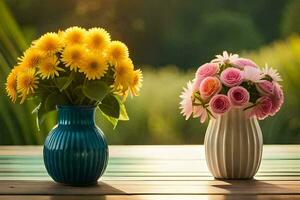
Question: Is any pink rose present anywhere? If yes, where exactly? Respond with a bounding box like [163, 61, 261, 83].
[227, 86, 250, 107]
[196, 63, 219, 78]
[256, 80, 274, 95]
[199, 77, 222, 100]
[269, 83, 284, 116]
[209, 94, 231, 114]
[250, 96, 273, 120]
[232, 58, 258, 69]
[193, 63, 219, 90]
[220, 67, 243, 87]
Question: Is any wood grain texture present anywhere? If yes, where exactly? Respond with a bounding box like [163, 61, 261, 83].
[1, 195, 300, 200]
[0, 145, 299, 199]
[1, 180, 300, 195]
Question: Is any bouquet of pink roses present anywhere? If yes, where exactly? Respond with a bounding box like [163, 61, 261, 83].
[180, 51, 284, 123]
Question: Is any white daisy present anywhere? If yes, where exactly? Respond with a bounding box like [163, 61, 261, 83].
[243, 66, 263, 83]
[193, 105, 208, 123]
[262, 63, 282, 82]
[179, 81, 194, 120]
[211, 51, 239, 65]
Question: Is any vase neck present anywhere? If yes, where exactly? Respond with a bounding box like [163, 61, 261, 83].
[216, 107, 255, 122]
[57, 106, 96, 125]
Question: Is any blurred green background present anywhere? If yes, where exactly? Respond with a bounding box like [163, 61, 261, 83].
[0, 0, 299, 145]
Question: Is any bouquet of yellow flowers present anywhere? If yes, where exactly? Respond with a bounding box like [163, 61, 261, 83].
[5, 26, 143, 127]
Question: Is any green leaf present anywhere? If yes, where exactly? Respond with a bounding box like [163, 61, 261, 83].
[31, 91, 51, 128]
[31, 103, 42, 131]
[99, 94, 120, 118]
[55, 72, 75, 91]
[73, 85, 84, 98]
[83, 80, 109, 101]
[97, 108, 118, 129]
[115, 96, 129, 121]
[31, 102, 51, 129]
[31, 103, 41, 114]
[31, 91, 70, 128]
[72, 85, 88, 105]
[44, 91, 70, 111]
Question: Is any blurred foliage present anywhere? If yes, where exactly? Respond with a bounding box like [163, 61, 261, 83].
[0, 0, 55, 144]
[245, 36, 300, 143]
[5, 0, 289, 68]
[281, 0, 300, 36]
[98, 66, 207, 144]
[100, 36, 300, 144]
[1, 0, 300, 144]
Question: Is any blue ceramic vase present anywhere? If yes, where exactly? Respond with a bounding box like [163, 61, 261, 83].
[43, 106, 108, 186]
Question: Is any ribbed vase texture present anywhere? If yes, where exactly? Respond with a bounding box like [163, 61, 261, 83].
[43, 106, 108, 185]
[204, 108, 263, 179]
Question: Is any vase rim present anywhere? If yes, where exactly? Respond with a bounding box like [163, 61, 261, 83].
[56, 105, 96, 110]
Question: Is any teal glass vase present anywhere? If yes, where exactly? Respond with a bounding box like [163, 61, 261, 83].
[43, 106, 108, 186]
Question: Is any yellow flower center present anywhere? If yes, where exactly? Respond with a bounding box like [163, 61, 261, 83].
[117, 66, 126, 75]
[43, 40, 57, 51]
[92, 37, 102, 46]
[112, 49, 122, 59]
[90, 61, 98, 69]
[29, 55, 42, 66]
[70, 33, 83, 43]
[44, 62, 55, 71]
[23, 77, 33, 87]
[71, 51, 81, 60]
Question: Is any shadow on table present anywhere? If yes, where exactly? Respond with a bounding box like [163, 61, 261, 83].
[209, 179, 285, 200]
[49, 196, 110, 200]
[46, 181, 126, 200]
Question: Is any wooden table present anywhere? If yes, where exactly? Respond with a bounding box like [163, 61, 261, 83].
[0, 145, 299, 199]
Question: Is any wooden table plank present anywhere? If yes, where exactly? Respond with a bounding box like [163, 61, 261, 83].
[0, 146, 299, 181]
[0, 195, 300, 200]
[0, 145, 299, 198]
[0, 180, 300, 195]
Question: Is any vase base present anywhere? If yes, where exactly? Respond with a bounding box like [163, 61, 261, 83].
[214, 177, 255, 180]
[56, 181, 98, 187]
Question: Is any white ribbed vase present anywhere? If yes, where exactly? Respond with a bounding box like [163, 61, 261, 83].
[204, 108, 263, 179]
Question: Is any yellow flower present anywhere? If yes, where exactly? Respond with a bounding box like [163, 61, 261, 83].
[58, 30, 64, 37]
[80, 53, 108, 80]
[63, 26, 86, 46]
[33, 32, 62, 54]
[5, 67, 19, 103]
[38, 55, 64, 79]
[107, 41, 129, 64]
[130, 69, 143, 96]
[86, 28, 111, 52]
[113, 58, 134, 94]
[61, 45, 86, 71]
[17, 69, 39, 104]
[19, 48, 44, 69]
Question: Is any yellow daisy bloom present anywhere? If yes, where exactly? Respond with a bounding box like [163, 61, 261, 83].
[113, 58, 134, 94]
[80, 53, 108, 80]
[17, 69, 39, 104]
[58, 30, 64, 38]
[38, 55, 64, 79]
[61, 45, 86, 71]
[5, 67, 19, 103]
[86, 28, 111, 52]
[107, 41, 129, 64]
[130, 69, 143, 96]
[33, 32, 62, 54]
[19, 48, 44, 69]
[63, 26, 86, 46]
